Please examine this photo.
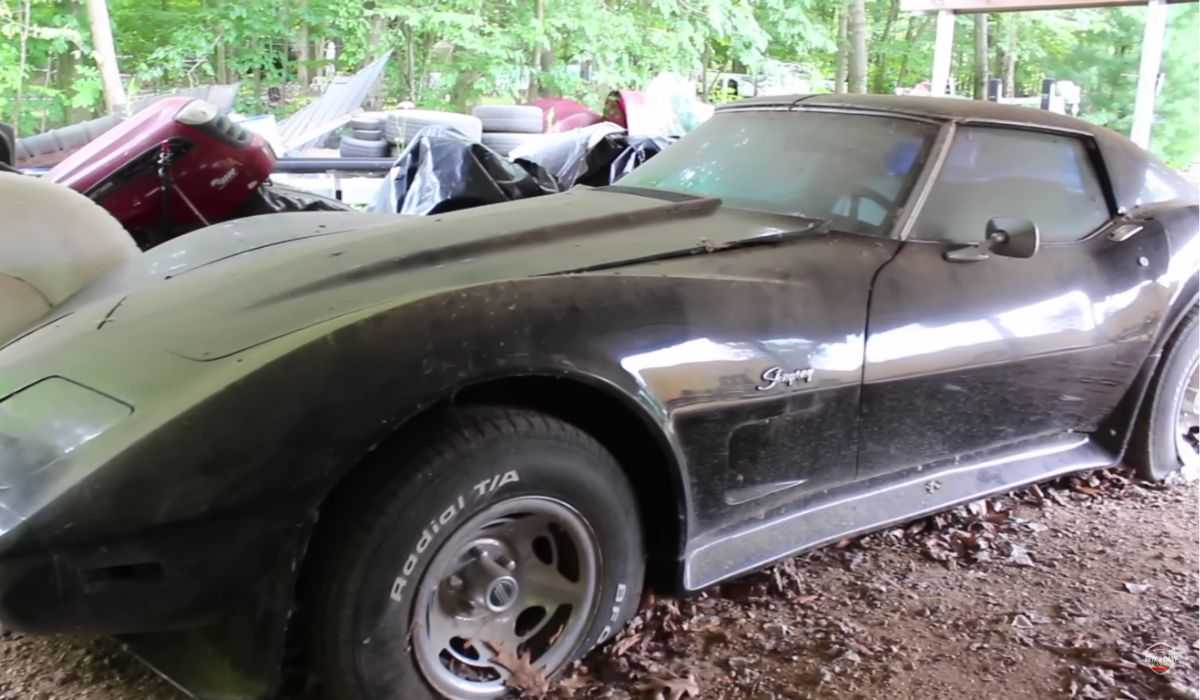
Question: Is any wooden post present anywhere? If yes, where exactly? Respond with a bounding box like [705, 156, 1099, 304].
[297, 0, 311, 89]
[1130, 0, 1168, 148]
[931, 9, 956, 96]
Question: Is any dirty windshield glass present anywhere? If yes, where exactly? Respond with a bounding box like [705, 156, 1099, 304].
[618, 110, 936, 237]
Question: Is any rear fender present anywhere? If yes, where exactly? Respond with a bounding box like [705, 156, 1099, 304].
[1098, 203, 1200, 455]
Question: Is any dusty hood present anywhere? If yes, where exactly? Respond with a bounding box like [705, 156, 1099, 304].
[14, 188, 811, 362]
[65, 211, 408, 307]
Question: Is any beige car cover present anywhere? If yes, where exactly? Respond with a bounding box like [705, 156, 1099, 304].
[0, 172, 138, 340]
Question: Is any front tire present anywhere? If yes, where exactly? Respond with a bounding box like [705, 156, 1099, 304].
[1129, 309, 1199, 481]
[309, 408, 645, 700]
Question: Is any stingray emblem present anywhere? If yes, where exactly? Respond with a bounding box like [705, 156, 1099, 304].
[756, 366, 815, 391]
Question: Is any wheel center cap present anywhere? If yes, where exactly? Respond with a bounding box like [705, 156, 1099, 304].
[485, 576, 519, 612]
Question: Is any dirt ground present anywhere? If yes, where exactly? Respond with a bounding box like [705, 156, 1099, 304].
[2, 467, 1197, 700]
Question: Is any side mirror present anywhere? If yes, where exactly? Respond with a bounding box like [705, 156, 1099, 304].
[986, 217, 1039, 258]
[944, 217, 1039, 262]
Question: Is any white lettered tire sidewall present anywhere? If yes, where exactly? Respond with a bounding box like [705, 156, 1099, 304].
[1146, 310, 1199, 479]
[322, 410, 645, 700]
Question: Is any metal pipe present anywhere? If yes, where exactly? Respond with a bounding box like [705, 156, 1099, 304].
[272, 157, 395, 173]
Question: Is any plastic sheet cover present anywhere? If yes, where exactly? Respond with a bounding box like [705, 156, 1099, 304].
[372, 126, 559, 215]
[511, 123, 671, 189]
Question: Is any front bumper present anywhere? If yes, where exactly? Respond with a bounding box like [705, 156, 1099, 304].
[0, 506, 314, 700]
[0, 509, 310, 636]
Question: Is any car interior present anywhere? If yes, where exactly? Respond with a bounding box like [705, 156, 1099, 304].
[0, 172, 139, 341]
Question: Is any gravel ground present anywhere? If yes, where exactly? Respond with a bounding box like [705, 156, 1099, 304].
[2, 467, 1197, 700]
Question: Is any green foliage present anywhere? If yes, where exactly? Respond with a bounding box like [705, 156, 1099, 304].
[0, 0, 1195, 166]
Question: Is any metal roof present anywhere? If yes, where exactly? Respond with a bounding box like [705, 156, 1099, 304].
[719, 93, 1106, 132]
[278, 52, 392, 154]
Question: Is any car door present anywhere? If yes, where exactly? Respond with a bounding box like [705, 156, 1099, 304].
[857, 124, 1170, 482]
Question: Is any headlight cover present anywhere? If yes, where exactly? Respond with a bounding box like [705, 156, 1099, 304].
[0, 377, 132, 485]
[174, 98, 218, 126]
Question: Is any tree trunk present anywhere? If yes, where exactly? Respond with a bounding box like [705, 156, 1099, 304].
[11, 0, 32, 133]
[55, 0, 88, 122]
[1003, 16, 1017, 98]
[871, 0, 899, 94]
[973, 13, 988, 99]
[450, 70, 481, 112]
[250, 40, 264, 106]
[835, 4, 848, 94]
[85, 0, 127, 114]
[367, 10, 386, 54]
[296, 0, 310, 88]
[403, 24, 417, 102]
[848, 0, 868, 94]
[215, 38, 228, 84]
[41, 64, 55, 130]
[895, 15, 931, 90]
[527, 0, 551, 101]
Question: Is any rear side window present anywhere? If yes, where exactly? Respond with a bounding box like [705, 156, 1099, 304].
[1136, 159, 1196, 206]
[913, 127, 1110, 244]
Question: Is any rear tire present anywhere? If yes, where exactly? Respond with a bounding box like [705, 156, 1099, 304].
[309, 407, 645, 700]
[1129, 309, 1199, 481]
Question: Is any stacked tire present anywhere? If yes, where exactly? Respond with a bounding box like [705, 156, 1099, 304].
[15, 115, 121, 164]
[473, 105, 546, 156]
[382, 109, 483, 145]
[340, 113, 390, 157]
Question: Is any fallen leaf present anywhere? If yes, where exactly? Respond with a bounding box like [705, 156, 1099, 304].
[485, 640, 550, 698]
[1007, 544, 1035, 567]
[611, 632, 643, 658]
[701, 628, 731, 652]
[923, 536, 955, 563]
[556, 672, 589, 697]
[1046, 489, 1070, 506]
[983, 509, 1012, 524]
[638, 674, 701, 700]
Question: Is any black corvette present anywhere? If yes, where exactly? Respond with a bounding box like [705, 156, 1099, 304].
[1, 95, 1197, 700]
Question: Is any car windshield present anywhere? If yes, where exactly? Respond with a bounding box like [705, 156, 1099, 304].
[618, 110, 938, 237]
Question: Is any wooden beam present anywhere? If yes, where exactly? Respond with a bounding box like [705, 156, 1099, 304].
[1131, 0, 1168, 147]
[901, 0, 1192, 14]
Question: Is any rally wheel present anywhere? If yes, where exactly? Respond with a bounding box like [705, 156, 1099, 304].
[1129, 308, 1199, 481]
[309, 407, 645, 700]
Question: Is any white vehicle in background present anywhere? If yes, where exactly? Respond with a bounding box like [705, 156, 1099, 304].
[897, 77, 1083, 118]
[704, 60, 826, 100]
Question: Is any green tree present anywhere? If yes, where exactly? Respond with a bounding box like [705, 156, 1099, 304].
[0, 0, 1195, 167]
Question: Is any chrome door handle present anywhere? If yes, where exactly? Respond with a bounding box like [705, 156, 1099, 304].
[1107, 224, 1143, 242]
